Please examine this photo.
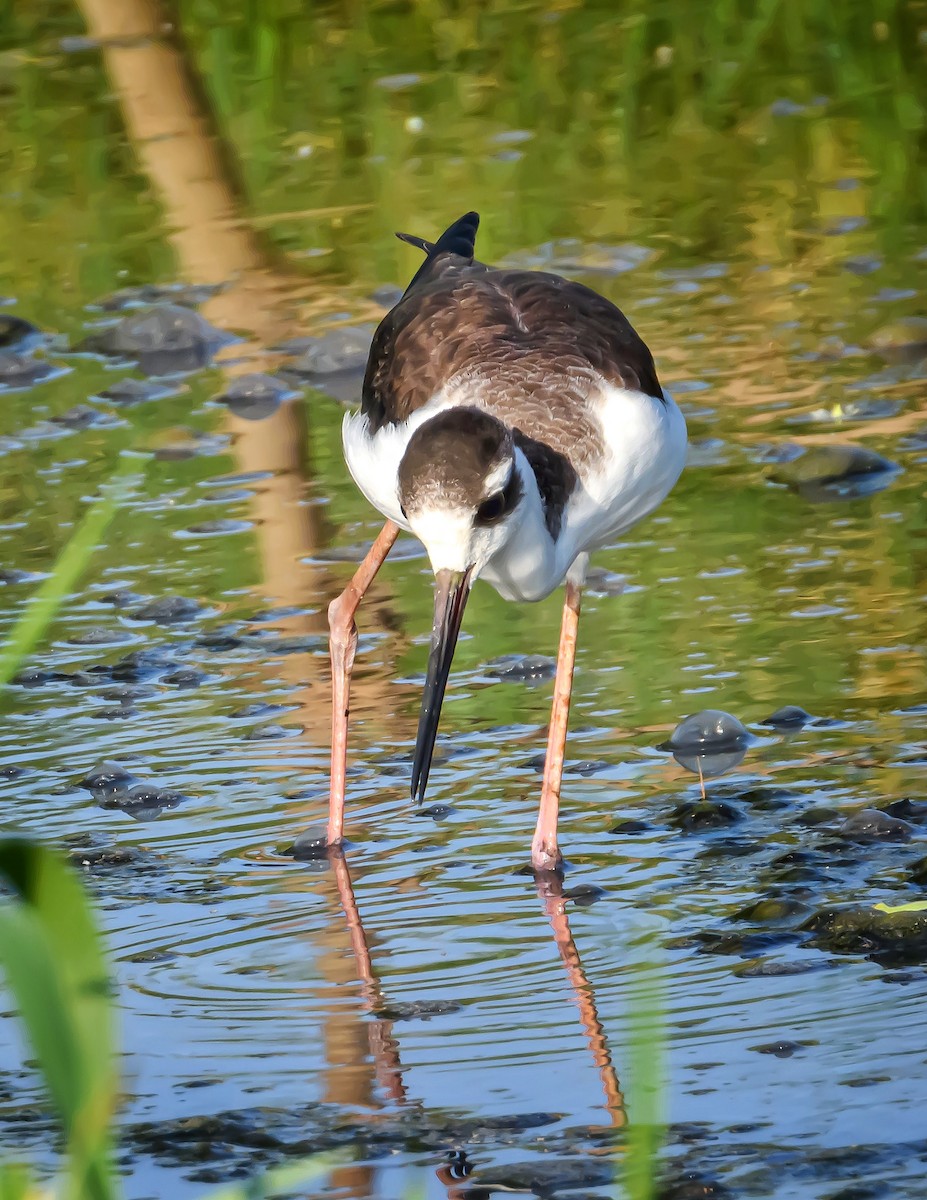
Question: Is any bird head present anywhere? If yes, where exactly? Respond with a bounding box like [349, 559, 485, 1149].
[397, 408, 525, 799]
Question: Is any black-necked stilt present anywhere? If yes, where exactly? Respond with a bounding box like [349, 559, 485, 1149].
[326, 212, 687, 871]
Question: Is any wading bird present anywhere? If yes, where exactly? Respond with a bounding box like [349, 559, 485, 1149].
[326, 212, 686, 871]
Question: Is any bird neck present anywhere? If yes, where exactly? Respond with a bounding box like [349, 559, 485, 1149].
[480, 450, 561, 602]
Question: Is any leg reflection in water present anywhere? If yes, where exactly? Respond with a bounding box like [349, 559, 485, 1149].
[325, 846, 625, 1180]
[535, 871, 625, 1126]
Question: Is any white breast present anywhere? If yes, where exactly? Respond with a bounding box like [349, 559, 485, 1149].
[341, 401, 446, 532]
[562, 384, 688, 556]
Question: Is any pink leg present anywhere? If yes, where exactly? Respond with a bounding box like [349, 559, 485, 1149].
[532, 579, 582, 872]
[327, 521, 400, 846]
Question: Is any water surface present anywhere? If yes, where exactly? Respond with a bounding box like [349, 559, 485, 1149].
[1, 4, 927, 1197]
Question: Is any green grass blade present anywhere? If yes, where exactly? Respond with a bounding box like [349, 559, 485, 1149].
[0, 462, 139, 689]
[0, 841, 120, 1200]
[623, 943, 667, 1200]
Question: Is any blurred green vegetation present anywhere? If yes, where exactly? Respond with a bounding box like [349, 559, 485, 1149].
[0, 0, 925, 301]
[0, 0, 924, 722]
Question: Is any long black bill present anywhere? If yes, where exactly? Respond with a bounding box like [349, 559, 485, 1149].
[411, 566, 473, 802]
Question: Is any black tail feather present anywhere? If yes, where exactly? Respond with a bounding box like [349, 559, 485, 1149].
[396, 212, 480, 294]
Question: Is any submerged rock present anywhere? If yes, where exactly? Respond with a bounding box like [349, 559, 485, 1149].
[761, 704, 814, 729]
[668, 800, 743, 831]
[486, 655, 557, 683]
[378, 999, 462, 1020]
[0, 352, 59, 390]
[837, 809, 913, 843]
[802, 905, 927, 967]
[94, 282, 221, 312]
[94, 376, 179, 406]
[0, 313, 42, 351]
[132, 596, 204, 624]
[280, 325, 374, 401]
[768, 443, 900, 502]
[868, 315, 927, 361]
[214, 372, 298, 421]
[80, 304, 235, 375]
[474, 1156, 613, 1195]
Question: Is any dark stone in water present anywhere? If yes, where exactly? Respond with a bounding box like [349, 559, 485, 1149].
[734, 897, 809, 924]
[906, 856, 927, 887]
[215, 372, 297, 420]
[656, 1170, 730, 1199]
[761, 704, 813, 729]
[280, 326, 375, 402]
[161, 668, 208, 688]
[748, 1040, 808, 1057]
[0, 313, 42, 351]
[837, 809, 913, 843]
[610, 818, 653, 835]
[290, 828, 330, 859]
[182, 519, 250, 537]
[132, 596, 204, 624]
[69, 844, 144, 870]
[78, 760, 140, 794]
[98, 685, 156, 702]
[795, 805, 840, 827]
[736, 785, 797, 811]
[90, 648, 181, 681]
[50, 403, 111, 429]
[229, 702, 289, 720]
[196, 631, 244, 652]
[474, 1157, 613, 1195]
[0, 567, 43, 585]
[287, 325, 373, 374]
[868, 315, 927, 361]
[734, 958, 824, 977]
[0, 765, 31, 779]
[244, 723, 303, 741]
[802, 906, 927, 967]
[486, 654, 556, 683]
[378, 999, 462, 1020]
[80, 304, 235, 376]
[95, 282, 220, 312]
[880, 798, 927, 825]
[768, 443, 900, 502]
[66, 628, 133, 646]
[567, 759, 611, 777]
[94, 376, 178, 406]
[563, 884, 606, 906]
[697, 838, 762, 859]
[420, 803, 454, 819]
[668, 800, 743, 831]
[10, 667, 69, 687]
[0, 352, 58, 390]
[100, 589, 146, 608]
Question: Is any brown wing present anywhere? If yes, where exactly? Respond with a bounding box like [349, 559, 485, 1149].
[361, 267, 663, 436]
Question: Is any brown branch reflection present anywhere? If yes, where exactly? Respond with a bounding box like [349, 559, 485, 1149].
[76, 0, 404, 755]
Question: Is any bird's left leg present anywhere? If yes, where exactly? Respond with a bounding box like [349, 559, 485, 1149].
[327, 520, 400, 846]
[532, 555, 587, 872]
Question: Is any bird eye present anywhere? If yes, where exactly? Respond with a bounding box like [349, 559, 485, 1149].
[475, 491, 505, 525]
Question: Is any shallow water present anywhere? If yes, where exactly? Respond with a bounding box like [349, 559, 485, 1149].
[1, 4, 927, 1198]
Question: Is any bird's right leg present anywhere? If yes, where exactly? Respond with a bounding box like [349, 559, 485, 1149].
[327, 520, 400, 846]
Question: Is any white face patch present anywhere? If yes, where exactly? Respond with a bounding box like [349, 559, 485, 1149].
[482, 457, 512, 498]
[411, 509, 475, 574]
